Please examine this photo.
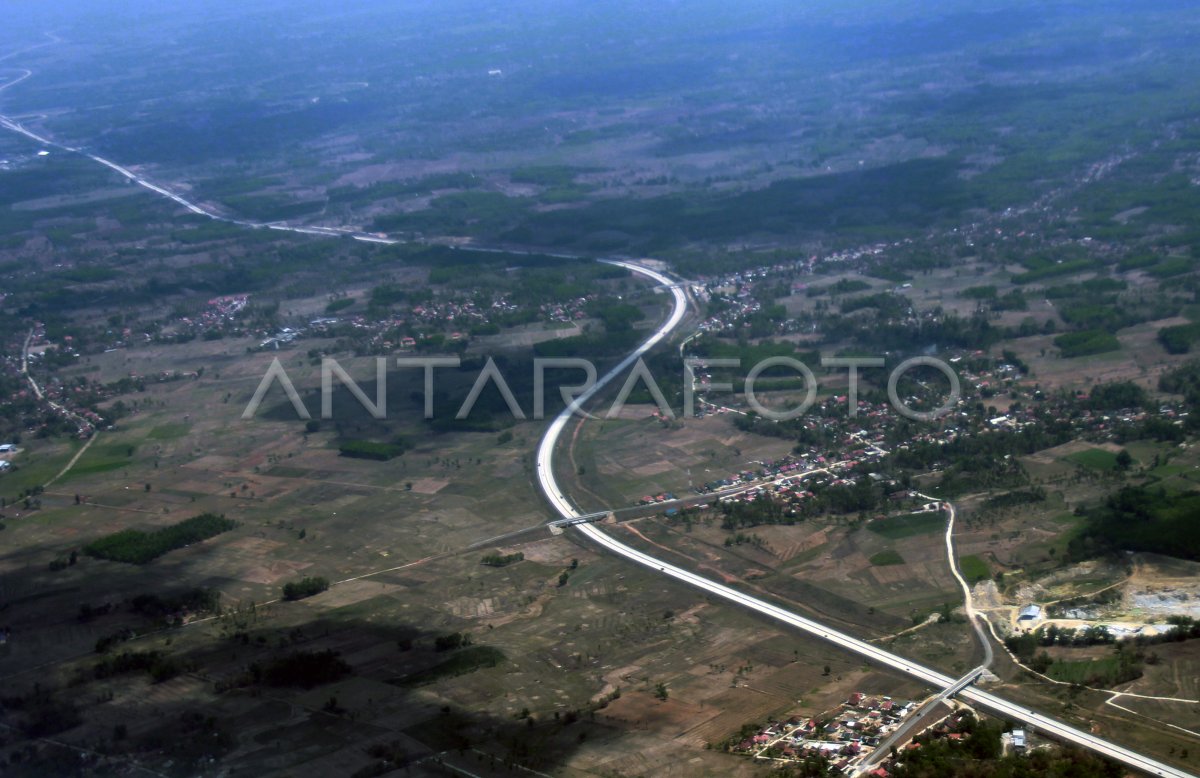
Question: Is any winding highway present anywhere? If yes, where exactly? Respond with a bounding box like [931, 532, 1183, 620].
[1, 46, 1193, 776]
[534, 262, 1194, 778]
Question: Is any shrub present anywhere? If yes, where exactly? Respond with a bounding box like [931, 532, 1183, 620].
[282, 576, 329, 600]
[84, 514, 236, 564]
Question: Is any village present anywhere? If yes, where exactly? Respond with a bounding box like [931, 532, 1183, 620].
[729, 691, 1033, 775]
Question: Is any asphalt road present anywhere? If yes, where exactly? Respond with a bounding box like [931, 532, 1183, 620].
[1, 65, 1191, 775]
[535, 261, 1194, 778]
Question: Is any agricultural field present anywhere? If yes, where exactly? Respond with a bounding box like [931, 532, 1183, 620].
[4, 0, 1200, 775]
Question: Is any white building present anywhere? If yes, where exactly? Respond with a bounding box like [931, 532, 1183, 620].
[1017, 604, 1042, 623]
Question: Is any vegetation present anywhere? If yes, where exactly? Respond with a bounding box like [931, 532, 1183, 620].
[480, 551, 524, 567]
[128, 588, 221, 621]
[1085, 381, 1147, 411]
[1158, 322, 1200, 354]
[981, 489, 1045, 510]
[718, 482, 882, 529]
[84, 513, 236, 564]
[254, 650, 351, 688]
[891, 713, 1121, 777]
[866, 512, 943, 539]
[389, 646, 505, 688]
[6, 3, 1200, 773]
[958, 555, 990, 583]
[282, 576, 330, 600]
[1070, 486, 1200, 561]
[1054, 329, 1120, 358]
[338, 439, 407, 461]
[869, 549, 905, 566]
[434, 632, 472, 652]
[91, 650, 181, 683]
[1066, 448, 1119, 471]
[1044, 653, 1142, 686]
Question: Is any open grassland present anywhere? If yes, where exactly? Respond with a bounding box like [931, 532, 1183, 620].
[958, 554, 991, 583]
[0, 339, 952, 777]
[1066, 447, 1120, 471]
[867, 512, 945, 539]
[869, 549, 905, 566]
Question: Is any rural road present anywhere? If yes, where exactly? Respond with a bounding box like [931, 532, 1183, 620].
[535, 261, 1194, 778]
[0, 42, 1192, 777]
[919, 490, 996, 669]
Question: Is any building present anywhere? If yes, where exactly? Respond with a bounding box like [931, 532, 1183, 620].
[1011, 729, 1026, 749]
[1017, 604, 1042, 623]
[0, 443, 15, 452]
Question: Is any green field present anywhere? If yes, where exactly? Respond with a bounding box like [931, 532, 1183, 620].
[958, 554, 990, 583]
[1045, 656, 1127, 686]
[147, 422, 191, 441]
[869, 549, 905, 566]
[0, 442, 81, 496]
[866, 512, 944, 539]
[69, 441, 138, 477]
[1066, 448, 1119, 470]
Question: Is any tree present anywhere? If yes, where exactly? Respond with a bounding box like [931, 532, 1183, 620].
[654, 683, 668, 701]
[1115, 449, 1133, 471]
[282, 576, 329, 600]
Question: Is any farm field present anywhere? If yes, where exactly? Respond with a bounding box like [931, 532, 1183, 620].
[5, 0, 1200, 774]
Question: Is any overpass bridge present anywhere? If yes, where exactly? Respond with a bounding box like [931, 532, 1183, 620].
[942, 666, 986, 700]
[547, 511, 612, 529]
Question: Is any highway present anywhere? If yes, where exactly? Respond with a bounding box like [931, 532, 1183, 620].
[2, 51, 1193, 777]
[534, 262, 1195, 778]
[0, 68, 410, 247]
